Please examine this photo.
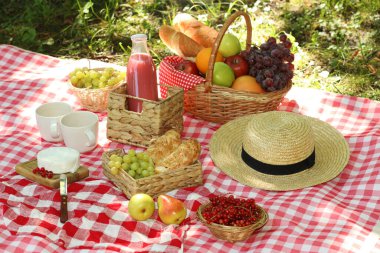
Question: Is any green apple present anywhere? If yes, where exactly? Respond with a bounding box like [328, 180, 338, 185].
[213, 62, 235, 87]
[128, 193, 155, 221]
[157, 194, 187, 225]
[219, 33, 241, 57]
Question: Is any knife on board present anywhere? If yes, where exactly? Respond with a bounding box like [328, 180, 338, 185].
[60, 174, 68, 223]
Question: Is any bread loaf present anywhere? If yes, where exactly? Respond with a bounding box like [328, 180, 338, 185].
[155, 139, 201, 170]
[172, 13, 218, 48]
[146, 129, 182, 164]
[159, 25, 203, 57]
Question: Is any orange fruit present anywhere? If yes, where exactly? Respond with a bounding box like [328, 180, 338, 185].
[231, 75, 266, 93]
[195, 47, 224, 74]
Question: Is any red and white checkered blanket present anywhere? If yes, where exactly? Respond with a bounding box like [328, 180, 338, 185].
[0, 45, 379, 253]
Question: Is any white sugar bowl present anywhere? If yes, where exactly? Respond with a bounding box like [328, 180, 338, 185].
[37, 147, 80, 174]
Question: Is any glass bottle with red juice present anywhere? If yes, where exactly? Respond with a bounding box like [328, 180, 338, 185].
[126, 34, 158, 113]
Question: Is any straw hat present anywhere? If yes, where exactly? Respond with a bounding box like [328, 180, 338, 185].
[210, 111, 350, 191]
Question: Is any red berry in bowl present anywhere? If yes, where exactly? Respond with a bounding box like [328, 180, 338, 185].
[201, 195, 260, 227]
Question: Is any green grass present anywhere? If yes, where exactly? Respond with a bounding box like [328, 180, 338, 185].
[1, 0, 379, 100]
[280, 0, 380, 100]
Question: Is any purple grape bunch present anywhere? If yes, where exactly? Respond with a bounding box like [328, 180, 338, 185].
[243, 34, 294, 91]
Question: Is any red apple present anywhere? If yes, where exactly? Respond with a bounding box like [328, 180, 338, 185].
[175, 60, 199, 76]
[224, 54, 249, 78]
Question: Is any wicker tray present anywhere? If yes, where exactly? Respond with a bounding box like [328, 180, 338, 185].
[68, 67, 124, 112]
[184, 11, 291, 124]
[197, 203, 268, 242]
[106, 85, 184, 148]
[102, 149, 203, 198]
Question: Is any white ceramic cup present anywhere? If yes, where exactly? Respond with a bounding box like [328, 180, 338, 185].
[36, 102, 73, 142]
[60, 111, 99, 153]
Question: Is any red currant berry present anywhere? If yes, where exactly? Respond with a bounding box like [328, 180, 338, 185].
[47, 171, 53, 179]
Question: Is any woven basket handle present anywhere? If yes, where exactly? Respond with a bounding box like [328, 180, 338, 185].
[205, 11, 252, 92]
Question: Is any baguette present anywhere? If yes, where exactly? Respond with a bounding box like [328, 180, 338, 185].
[172, 13, 218, 48]
[159, 25, 203, 58]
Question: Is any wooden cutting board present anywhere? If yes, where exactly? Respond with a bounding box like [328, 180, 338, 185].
[15, 159, 89, 188]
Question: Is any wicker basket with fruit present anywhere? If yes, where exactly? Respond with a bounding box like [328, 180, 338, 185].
[197, 195, 269, 242]
[159, 11, 293, 124]
[68, 67, 125, 112]
[102, 130, 203, 198]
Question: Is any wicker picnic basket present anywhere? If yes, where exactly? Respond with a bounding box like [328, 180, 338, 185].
[178, 11, 291, 124]
[106, 85, 184, 147]
[68, 67, 124, 112]
[102, 149, 203, 198]
[197, 203, 268, 242]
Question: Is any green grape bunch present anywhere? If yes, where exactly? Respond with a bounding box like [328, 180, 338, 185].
[69, 67, 126, 89]
[108, 149, 155, 179]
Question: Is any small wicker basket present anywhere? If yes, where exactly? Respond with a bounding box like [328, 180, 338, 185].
[197, 203, 268, 242]
[106, 85, 184, 147]
[68, 67, 124, 112]
[184, 11, 291, 124]
[102, 149, 203, 198]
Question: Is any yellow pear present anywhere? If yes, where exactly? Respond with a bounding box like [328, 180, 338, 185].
[157, 194, 187, 225]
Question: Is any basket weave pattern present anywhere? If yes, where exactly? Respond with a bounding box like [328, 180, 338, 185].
[184, 83, 291, 124]
[107, 85, 184, 147]
[102, 149, 203, 198]
[68, 68, 124, 112]
[183, 11, 291, 124]
[197, 203, 268, 242]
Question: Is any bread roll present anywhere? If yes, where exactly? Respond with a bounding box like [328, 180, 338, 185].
[172, 13, 218, 48]
[154, 166, 169, 174]
[159, 25, 203, 57]
[155, 139, 201, 170]
[146, 129, 182, 164]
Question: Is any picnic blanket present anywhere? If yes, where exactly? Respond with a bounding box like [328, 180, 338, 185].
[0, 44, 379, 253]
